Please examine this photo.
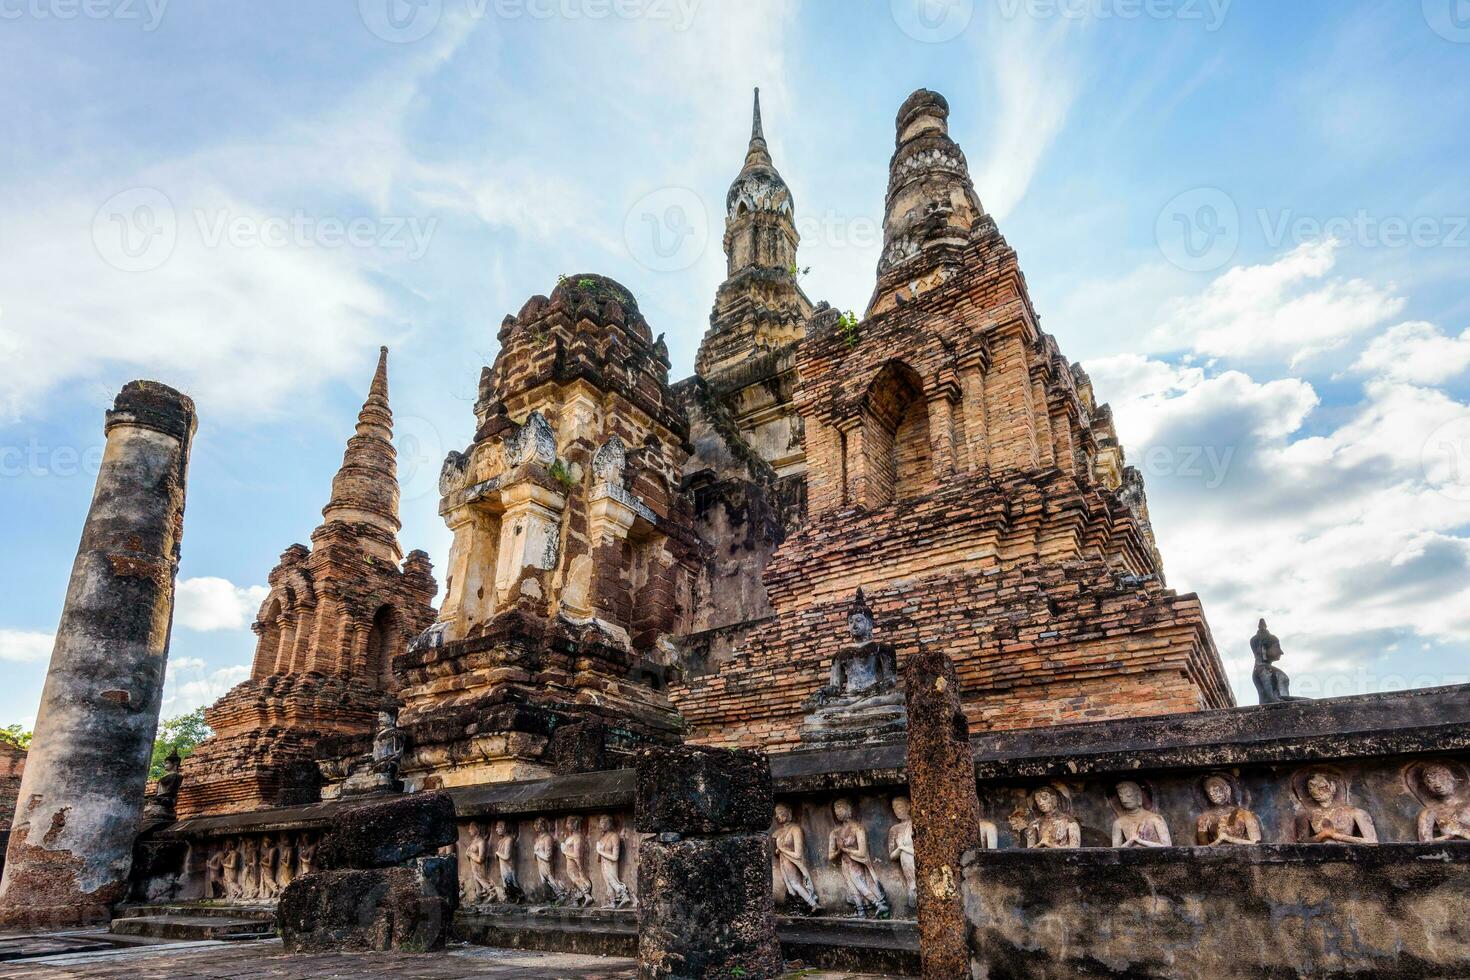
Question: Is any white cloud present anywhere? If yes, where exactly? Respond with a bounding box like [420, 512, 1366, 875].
[971, 15, 1085, 221]
[0, 630, 52, 664]
[175, 577, 269, 633]
[0, 19, 478, 423]
[1150, 240, 1405, 366]
[1351, 321, 1470, 385]
[162, 662, 251, 717]
[1094, 351, 1470, 702]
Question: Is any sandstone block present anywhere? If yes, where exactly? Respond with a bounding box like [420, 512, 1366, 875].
[634, 744, 771, 835]
[636, 834, 782, 980]
[316, 791, 456, 870]
[278, 859, 455, 953]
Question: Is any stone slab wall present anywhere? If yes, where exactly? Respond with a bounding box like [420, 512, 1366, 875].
[962, 844, 1470, 979]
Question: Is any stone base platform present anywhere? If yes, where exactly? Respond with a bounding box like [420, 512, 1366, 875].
[110, 903, 276, 942]
[454, 907, 919, 974]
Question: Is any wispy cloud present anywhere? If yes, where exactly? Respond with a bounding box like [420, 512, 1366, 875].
[0, 630, 52, 664]
[175, 577, 269, 633]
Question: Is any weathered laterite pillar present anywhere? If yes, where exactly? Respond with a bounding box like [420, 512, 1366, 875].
[902, 646, 983, 979]
[0, 381, 196, 929]
[635, 744, 782, 980]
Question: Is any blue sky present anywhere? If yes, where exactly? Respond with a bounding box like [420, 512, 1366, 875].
[2, 0, 1469, 727]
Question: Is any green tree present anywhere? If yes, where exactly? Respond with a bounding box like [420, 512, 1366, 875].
[149, 707, 211, 779]
[0, 724, 31, 751]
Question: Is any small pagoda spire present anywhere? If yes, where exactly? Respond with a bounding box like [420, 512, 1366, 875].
[316, 345, 402, 562]
[743, 86, 773, 170]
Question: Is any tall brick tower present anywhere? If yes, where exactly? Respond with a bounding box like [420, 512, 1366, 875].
[176, 348, 437, 817]
[672, 90, 1233, 749]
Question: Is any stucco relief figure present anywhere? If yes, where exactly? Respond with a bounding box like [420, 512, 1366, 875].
[240, 837, 260, 900]
[595, 816, 632, 909]
[975, 794, 999, 851]
[222, 838, 242, 899]
[1111, 781, 1172, 848]
[887, 796, 917, 907]
[494, 820, 524, 903]
[1412, 763, 1470, 843]
[561, 815, 595, 907]
[258, 835, 279, 898]
[274, 837, 296, 893]
[1024, 787, 1081, 849]
[205, 841, 225, 899]
[464, 823, 496, 904]
[1195, 775, 1263, 846]
[533, 817, 567, 903]
[1295, 770, 1378, 844]
[827, 798, 890, 918]
[1251, 619, 1303, 704]
[297, 835, 317, 877]
[772, 803, 821, 915]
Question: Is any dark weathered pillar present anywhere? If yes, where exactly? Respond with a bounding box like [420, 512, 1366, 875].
[902, 646, 983, 979]
[0, 381, 196, 929]
[635, 744, 782, 980]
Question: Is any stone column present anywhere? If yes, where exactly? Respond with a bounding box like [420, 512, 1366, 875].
[635, 744, 782, 980]
[902, 646, 983, 979]
[0, 381, 196, 929]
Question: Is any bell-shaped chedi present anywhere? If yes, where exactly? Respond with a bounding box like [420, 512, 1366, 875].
[869, 89, 987, 317]
[399, 275, 692, 786]
[176, 348, 437, 819]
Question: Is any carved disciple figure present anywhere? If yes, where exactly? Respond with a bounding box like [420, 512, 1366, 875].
[494, 821, 524, 903]
[1196, 775, 1263, 846]
[1416, 764, 1470, 843]
[464, 823, 496, 904]
[772, 803, 821, 915]
[827, 798, 889, 918]
[1024, 787, 1081, 849]
[560, 816, 594, 907]
[222, 838, 242, 900]
[1111, 781, 1172, 848]
[533, 817, 567, 903]
[296, 835, 317, 877]
[206, 841, 225, 899]
[274, 836, 295, 893]
[241, 837, 260, 900]
[887, 797, 917, 907]
[595, 816, 631, 909]
[258, 834, 279, 898]
[1296, 771, 1378, 844]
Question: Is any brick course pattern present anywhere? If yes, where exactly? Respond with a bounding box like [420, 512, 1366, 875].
[177, 349, 437, 818]
[670, 89, 1232, 749]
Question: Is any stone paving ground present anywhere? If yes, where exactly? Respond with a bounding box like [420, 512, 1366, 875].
[2, 936, 908, 979]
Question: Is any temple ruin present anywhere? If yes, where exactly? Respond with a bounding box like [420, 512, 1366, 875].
[2, 88, 1467, 978]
